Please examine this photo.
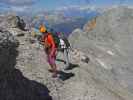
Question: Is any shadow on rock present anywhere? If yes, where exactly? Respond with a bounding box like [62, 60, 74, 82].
[0, 36, 52, 100]
[65, 63, 80, 70]
[57, 71, 75, 81]
[0, 69, 52, 100]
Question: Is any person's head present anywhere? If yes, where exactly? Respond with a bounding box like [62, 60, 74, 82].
[39, 24, 47, 33]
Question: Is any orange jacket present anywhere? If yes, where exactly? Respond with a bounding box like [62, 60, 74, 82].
[43, 33, 56, 50]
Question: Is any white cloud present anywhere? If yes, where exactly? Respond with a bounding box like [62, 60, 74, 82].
[0, 0, 38, 6]
[10, 6, 31, 12]
[0, 0, 38, 12]
[56, 5, 97, 11]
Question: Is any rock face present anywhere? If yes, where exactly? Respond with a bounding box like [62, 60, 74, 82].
[0, 15, 120, 100]
[1, 7, 133, 100]
[83, 17, 97, 32]
[0, 17, 52, 100]
[15, 35, 122, 100]
[69, 6, 133, 100]
[0, 29, 18, 74]
[0, 14, 26, 36]
[0, 14, 26, 30]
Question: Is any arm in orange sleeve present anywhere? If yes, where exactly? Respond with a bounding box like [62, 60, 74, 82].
[47, 34, 56, 49]
[47, 34, 56, 56]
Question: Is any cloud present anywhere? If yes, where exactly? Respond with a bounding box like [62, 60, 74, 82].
[0, 0, 39, 12]
[0, 0, 38, 6]
[10, 6, 31, 12]
[56, 5, 97, 11]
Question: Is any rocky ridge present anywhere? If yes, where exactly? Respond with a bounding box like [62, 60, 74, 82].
[69, 6, 133, 100]
[0, 13, 124, 100]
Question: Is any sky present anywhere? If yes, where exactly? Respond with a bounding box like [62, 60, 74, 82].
[36, 0, 133, 9]
[0, 0, 133, 12]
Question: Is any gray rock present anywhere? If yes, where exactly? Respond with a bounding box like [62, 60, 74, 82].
[0, 29, 18, 75]
[81, 56, 90, 63]
[69, 6, 133, 100]
[8, 28, 27, 37]
[1, 8, 132, 100]
[0, 25, 52, 100]
[0, 14, 26, 30]
[0, 14, 28, 37]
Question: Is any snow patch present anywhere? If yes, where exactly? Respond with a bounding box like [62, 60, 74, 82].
[107, 50, 115, 56]
[96, 58, 111, 70]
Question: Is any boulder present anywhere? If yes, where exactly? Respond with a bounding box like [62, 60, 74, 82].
[0, 14, 26, 30]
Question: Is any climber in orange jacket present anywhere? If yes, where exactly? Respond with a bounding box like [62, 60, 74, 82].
[40, 24, 58, 78]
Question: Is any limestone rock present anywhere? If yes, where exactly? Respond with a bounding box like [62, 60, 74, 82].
[69, 6, 133, 100]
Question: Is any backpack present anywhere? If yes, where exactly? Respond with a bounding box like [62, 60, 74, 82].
[50, 31, 71, 49]
[59, 32, 71, 48]
[45, 27, 60, 48]
[50, 32, 60, 48]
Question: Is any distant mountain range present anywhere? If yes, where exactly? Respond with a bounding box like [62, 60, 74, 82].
[31, 6, 101, 35]
[0, 5, 101, 34]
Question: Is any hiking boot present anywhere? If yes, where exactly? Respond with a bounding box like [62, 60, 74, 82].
[64, 66, 70, 70]
[52, 73, 57, 78]
[48, 69, 54, 73]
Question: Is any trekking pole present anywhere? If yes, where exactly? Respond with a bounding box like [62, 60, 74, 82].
[68, 44, 74, 52]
